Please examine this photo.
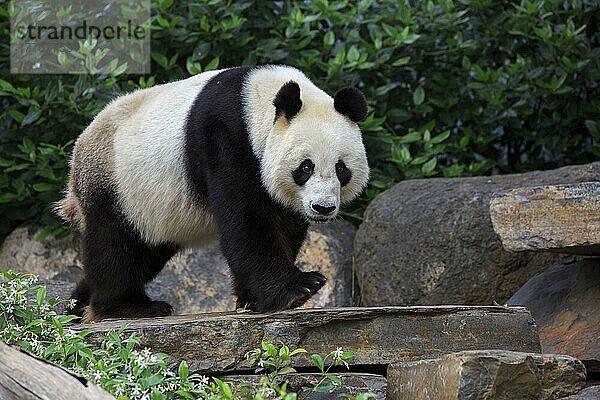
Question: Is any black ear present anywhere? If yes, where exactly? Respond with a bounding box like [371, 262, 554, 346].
[334, 87, 368, 122]
[273, 81, 302, 122]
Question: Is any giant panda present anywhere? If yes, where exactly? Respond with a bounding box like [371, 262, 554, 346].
[57, 65, 369, 322]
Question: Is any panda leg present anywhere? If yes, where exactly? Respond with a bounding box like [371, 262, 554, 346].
[207, 175, 326, 312]
[75, 197, 178, 322]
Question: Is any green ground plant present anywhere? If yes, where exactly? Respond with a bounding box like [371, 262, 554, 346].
[0, 0, 598, 238]
[0, 269, 375, 400]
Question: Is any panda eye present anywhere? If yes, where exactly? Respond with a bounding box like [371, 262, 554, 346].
[335, 160, 352, 187]
[302, 161, 313, 174]
[292, 159, 314, 186]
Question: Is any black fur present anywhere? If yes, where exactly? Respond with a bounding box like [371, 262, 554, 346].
[335, 160, 352, 187]
[183, 67, 325, 312]
[292, 159, 314, 186]
[334, 87, 368, 122]
[273, 81, 302, 122]
[72, 185, 179, 320]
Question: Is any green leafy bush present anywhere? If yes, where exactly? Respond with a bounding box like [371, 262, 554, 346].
[0, 269, 376, 399]
[0, 0, 598, 237]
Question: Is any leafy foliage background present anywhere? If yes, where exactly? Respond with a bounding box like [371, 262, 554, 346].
[0, 0, 598, 240]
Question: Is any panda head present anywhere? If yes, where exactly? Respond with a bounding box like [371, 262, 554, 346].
[262, 81, 369, 222]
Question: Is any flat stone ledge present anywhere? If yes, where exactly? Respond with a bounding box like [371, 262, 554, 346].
[223, 373, 386, 399]
[387, 350, 586, 400]
[83, 306, 541, 373]
[490, 182, 600, 255]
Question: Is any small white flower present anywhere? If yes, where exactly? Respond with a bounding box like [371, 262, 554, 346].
[258, 359, 265, 367]
[92, 370, 103, 381]
[199, 375, 209, 386]
[334, 347, 343, 358]
[142, 347, 152, 357]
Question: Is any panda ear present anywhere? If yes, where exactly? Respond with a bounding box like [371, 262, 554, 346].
[273, 81, 302, 123]
[334, 87, 368, 123]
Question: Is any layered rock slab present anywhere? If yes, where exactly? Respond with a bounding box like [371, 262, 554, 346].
[490, 182, 600, 255]
[387, 350, 586, 400]
[84, 306, 541, 373]
[354, 162, 599, 306]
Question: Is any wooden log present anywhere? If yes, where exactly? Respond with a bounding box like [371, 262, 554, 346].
[490, 182, 600, 255]
[0, 342, 114, 400]
[84, 306, 541, 373]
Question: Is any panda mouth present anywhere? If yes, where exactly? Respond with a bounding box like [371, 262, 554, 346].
[308, 216, 332, 223]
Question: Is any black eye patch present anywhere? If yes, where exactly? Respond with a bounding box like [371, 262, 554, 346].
[336, 160, 352, 187]
[292, 159, 314, 186]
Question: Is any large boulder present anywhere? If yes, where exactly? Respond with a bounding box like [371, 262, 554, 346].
[508, 258, 600, 373]
[0, 220, 356, 314]
[354, 162, 600, 306]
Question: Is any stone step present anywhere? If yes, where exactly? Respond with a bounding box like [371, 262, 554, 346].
[84, 306, 541, 373]
[387, 350, 586, 400]
[222, 372, 386, 399]
[490, 182, 600, 255]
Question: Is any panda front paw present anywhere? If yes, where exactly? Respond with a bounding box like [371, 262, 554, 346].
[284, 271, 327, 309]
[246, 271, 327, 313]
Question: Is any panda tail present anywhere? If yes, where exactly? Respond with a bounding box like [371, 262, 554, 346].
[54, 187, 82, 227]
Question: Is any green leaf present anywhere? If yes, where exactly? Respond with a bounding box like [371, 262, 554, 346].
[36, 286, 46, 306]
[413, 87, 425, 106]
[422, 157, 437, 174]
[22, 110, 42, 126]
[262, 341, 277, 357]
[347, 46, 360, 62]
[323, 31, 335, 47]
[159, 0, 173, 11]
[311, 354, 324, 372]
[392, 56, 410, 66]
[178, 360, 189, 381]
[33, 182, 54, 192]
[327, 373, 342, 386]
[151, 52, 168, 68]
[0, 79, 15, 93]
[204, 56, 220, 71]
[430, 130, 450, 144]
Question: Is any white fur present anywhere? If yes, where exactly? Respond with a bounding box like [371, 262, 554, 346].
[242, 66, 369, 219]
[112, 70, 223, 246]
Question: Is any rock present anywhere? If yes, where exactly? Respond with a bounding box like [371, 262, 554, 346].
[561, 386, 600, 400]
[0, 342, 114, 400]
[387, 350, 586, 400]
[0, 220, 356, 313]
[84, 306, 541, 373]
[490, 182, 600, 255]
[0, 226, 82, 281]
[508, 259, 600, 372]
[223, 373, 386, 399]
[354, 162, 600, 306]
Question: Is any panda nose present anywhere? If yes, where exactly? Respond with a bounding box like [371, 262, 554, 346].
[311, 203, 336, 215]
